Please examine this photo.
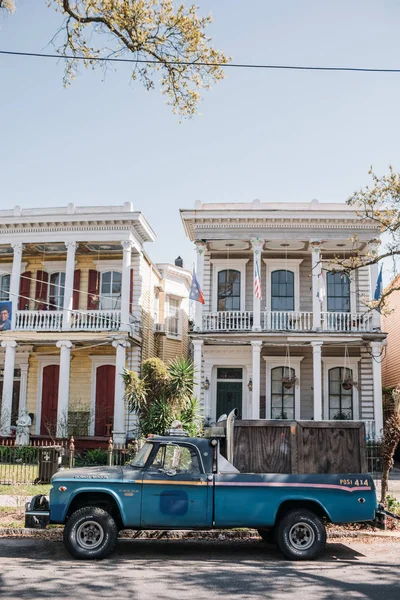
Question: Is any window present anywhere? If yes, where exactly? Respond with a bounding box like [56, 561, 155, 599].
[328, 367, 353, 420]
[100, 271, 122, 310]
[154, 290, 159, 325]
[0, 368, 21, 427]
[271, 270, 294, 311]
[0, 274, 10, 301]
[217, 368, 242, 380]
[327, 272, 350, 313]
[271, 366, 295, 419]
[167, 297, 180, 336]
[217, 270, 241, 311]
[48, 272, 65, 310]
[149, 444, 201, 474]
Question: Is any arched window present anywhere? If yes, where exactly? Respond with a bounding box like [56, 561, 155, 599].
[327, 272, 350, 312]
[48, 272, 65, 310]
[271, 366, 295, 419]
[271, 270, 294, 311]
[100, 271, 122, 310]
[0, 274, 10, 301]
[328, 367, 353, 420]
[217, 270, 241, 311]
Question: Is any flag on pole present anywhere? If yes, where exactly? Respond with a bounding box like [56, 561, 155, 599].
[374, 265, 383, 301]
[189, 269, 205, 304]
[254, 256, 262, 300]
[318, 271, 326, 303]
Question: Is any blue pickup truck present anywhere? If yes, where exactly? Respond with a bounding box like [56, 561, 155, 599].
[26, 432, 378, 561]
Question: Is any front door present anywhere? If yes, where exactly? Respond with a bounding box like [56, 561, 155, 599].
[41, 365, 59, 435]
[95, 365, 115, 436]
[216, 368, 243, 419]
[140, 442, 210, 528]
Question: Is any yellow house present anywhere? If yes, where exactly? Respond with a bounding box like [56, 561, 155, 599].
[0, 203, 190, 445]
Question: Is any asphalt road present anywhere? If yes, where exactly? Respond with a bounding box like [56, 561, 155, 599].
[0, 537, 399, 600]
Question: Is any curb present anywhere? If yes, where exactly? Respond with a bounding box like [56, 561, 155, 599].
[0, 527, 399, 540]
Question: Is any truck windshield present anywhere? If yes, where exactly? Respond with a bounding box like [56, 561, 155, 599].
[129, 443, 153, 468]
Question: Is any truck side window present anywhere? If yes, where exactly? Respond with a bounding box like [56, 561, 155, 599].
[149, 444, 201, 474]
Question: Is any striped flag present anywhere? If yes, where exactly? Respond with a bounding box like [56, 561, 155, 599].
[189, 269, 205, 304]
[254, 256, 262, 300]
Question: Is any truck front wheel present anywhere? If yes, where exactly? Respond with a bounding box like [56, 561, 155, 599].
[63, 506, 118, 560]
[276, 509, 326, 560]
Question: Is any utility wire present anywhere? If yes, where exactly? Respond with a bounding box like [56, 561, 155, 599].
[1, 49, 400, 73]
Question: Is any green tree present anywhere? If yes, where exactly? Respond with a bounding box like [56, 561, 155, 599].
[122, 356, 202, 438]
[1, 1, 229, 117]
[380, 387, 400, 504]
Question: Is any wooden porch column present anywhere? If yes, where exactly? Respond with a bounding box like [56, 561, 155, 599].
[370, 341, 383, 438]
[120, 240, 133, 332]
[56, 340, 73, 437]
[0, 340, 17, 435]
[194, 241, 206, 331]
[251, 340, 262, 419]
[10, 242, 23, 329]
[192, 339, 203, 405]
[251, 238, 264, 332]
[62, 241, 77, 330]
[112, 339, 130, 444]
[312, 341, 323, 420]
[310, 241, 322, 330]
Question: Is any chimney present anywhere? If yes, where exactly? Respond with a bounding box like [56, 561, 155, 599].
[175, 256, 183, 268]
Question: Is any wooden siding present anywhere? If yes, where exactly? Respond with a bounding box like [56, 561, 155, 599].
[382, 281, 400, 387]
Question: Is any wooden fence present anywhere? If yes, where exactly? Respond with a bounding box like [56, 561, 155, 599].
[231, 420, 368, 474]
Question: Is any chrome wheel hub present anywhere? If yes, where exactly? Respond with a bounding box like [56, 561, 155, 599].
[76, 520, 105, 550]
[288, 522, 315, 550]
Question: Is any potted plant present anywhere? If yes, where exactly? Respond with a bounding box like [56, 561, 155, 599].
[281, 374, 298, 389]
[342, 376, 358, 391]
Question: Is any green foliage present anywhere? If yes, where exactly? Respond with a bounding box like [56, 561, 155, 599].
[124, 357, 199, 438]
[0, 446, 38, 462]
[75, 448, 108, 467]
[386, 494, 400, 515]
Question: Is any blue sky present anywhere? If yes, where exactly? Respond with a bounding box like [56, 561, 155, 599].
[1, 1, 400, 279]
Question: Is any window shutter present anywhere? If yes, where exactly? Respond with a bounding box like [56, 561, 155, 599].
[73, 270, 81, 310]
[87, 269, 100, 310]
[35, 270, 49, 309]
[18, 271, 31, 310]
[129, 269, 134, 314]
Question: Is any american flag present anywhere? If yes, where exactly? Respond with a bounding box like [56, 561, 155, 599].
[254, 257, 262, 300]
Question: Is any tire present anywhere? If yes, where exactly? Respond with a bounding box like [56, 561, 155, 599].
[275, 509, 326, 561]
[63, 506, 118, 560]
[257, 528, 276, 544]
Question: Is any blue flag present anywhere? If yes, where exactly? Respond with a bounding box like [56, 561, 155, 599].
[374, 265, 383, 301]
[189, 270, 205, 304]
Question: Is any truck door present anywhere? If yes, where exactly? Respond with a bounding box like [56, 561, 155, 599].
[140, 442, 211, 528]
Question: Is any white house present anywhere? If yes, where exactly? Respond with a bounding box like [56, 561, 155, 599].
[181, 200, 386, 436]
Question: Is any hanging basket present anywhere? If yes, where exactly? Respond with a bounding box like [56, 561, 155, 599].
[281, 375, 298, 390]
[342, 377, 358, 391]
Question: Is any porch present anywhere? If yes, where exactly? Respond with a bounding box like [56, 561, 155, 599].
[14, 310, 141, 334]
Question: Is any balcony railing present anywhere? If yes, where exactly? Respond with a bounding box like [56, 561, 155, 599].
[202, 310, 374, 332]
[203, 311, 253, 331]
[14, 309, 139, 333]
[15, 310, 63, 331]
[262, 311, 313, 331]
[71, 310, 121, 331]
[321, 312, 372, 332]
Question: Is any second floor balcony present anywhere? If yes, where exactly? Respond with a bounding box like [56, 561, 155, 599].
[14, 309, 141, 335]
[201, 310, 374, 333]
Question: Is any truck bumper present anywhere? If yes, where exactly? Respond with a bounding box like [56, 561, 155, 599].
[25, 495, 50, 529]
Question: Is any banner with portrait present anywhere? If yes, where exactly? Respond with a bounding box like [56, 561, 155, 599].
[0, 301, 12, 332]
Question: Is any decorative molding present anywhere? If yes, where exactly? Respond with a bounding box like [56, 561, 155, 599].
[263, 258, 303, 312]
[210, 258, 249, 312]
[263, 356, 304, 420]
[321, 357, 361, 420]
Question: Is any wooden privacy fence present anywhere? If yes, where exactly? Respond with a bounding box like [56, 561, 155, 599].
[231, 420, 368, 474]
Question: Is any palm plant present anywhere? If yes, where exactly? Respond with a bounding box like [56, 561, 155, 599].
[380, 387, 400, 503]
[123, 357, 201, 438]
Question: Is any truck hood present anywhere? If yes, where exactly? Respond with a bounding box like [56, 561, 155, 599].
[52, 466, 123, 483]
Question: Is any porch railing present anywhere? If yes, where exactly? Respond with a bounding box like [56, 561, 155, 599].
[321, 312, 372, 332]
[262, 311, 313, 331]
[15, 310, 63, 331]
[202, 311, 252, 331]
[71, 309, 121, 331]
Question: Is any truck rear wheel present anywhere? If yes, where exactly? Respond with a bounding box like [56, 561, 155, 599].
[63, 506, 118, 560]
[276, 509, 326, 560]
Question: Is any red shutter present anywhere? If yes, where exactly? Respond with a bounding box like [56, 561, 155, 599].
[18, 271, 31, 310]
[87, 269, 100, 310]
[129, 268, 134, 314]
[73, 269, 81, 310]
[35, 270, 49, 309]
